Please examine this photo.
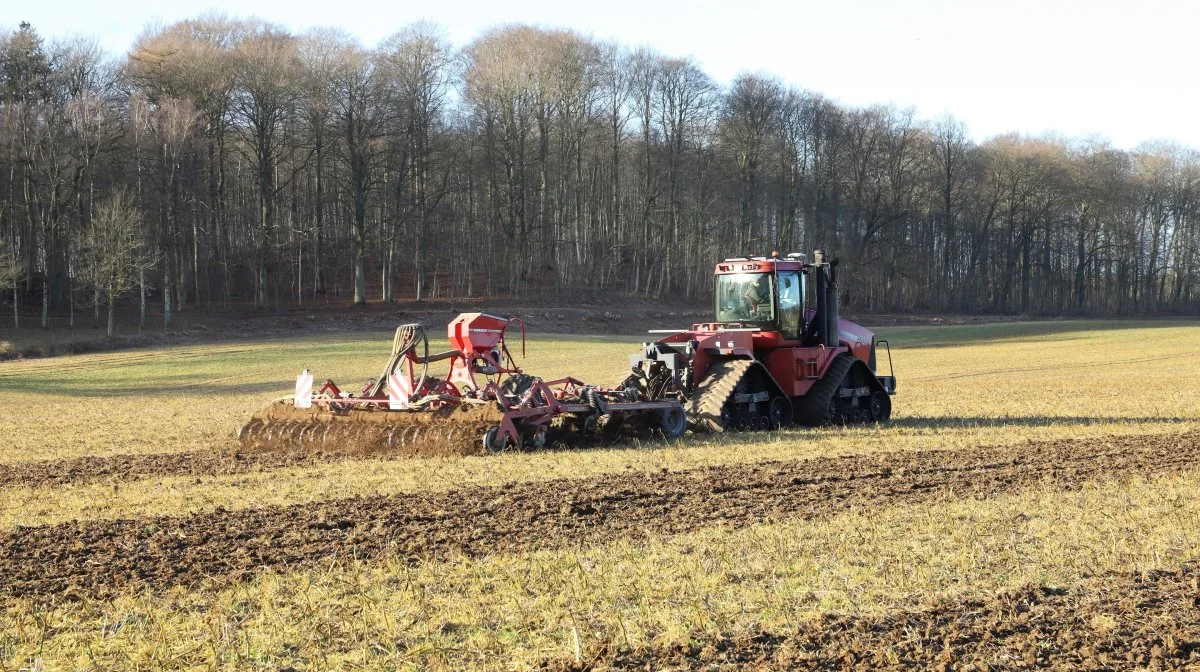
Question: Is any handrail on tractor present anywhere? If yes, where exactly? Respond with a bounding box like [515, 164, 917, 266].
[875, 339, 895, 378]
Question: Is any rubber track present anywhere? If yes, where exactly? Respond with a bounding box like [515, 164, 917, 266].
[688, 359, 756, 432]
[792, 353, 855, 426]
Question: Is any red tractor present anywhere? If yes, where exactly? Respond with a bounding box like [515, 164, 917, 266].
[625, 250, 896, 430]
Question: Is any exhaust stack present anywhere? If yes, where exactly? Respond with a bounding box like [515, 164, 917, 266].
[811, 250, 840, 347]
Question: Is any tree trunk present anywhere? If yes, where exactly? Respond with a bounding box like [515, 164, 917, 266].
[192, 217, 201, 306]
[163, 267, 173, 328]
[257, 194, 270, 307]
[352, 149, 368, 305]
[353, 254, 366, 305]
[314, 139, 325, 296]
[106, 288, 115, 338]
[139, 268, 146, 329]
[41, 274, 48, 329]
[1075, 218, 1087, 314]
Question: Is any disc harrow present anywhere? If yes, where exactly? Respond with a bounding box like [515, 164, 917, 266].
[239, 312, 686, 457]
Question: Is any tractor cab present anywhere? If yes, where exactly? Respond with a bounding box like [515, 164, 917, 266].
[712, 252, 810, 342]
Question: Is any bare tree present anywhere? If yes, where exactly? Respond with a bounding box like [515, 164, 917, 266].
[597, 42, 632, 248]
[720, 74, 783, 251]
[230, 22, 302, 307]
[81, 191, 154, 336]
[380, 22, 455, 302]
[128, 14, 241, 307]
[462, 26, 540, 292]
[328, 37, 387, 305]
[627, 47, 660, 293]
[930, 114, 970, 305]
[652, 56, 716, 296]
[296, 27, 347, 300]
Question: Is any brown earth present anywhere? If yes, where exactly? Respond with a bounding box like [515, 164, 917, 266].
[557, 563, 1200, 671]
[2, 430, 1197, 602]
[0, 403, 498, 488]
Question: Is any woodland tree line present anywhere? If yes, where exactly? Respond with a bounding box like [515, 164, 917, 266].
[1, 17, 1198, 334]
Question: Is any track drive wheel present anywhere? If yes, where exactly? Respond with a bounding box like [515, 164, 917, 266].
[689, 359, 786, 433]
[869, 390, 892, 423]
[767, 396, 792, 429]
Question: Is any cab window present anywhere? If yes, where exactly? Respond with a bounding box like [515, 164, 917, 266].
[715, 273, 775, 324]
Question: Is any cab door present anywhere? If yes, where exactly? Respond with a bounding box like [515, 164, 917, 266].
[776, 271, 803, 340]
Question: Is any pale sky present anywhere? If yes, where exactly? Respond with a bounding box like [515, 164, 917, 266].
[9, 0, 1197, 149]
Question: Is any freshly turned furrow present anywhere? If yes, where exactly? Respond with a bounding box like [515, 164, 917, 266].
[553, 562, 1200, 670]
[1, 430, 1197, 601]
[0, 450, 341, 488]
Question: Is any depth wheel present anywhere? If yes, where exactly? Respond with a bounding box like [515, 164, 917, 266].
[483, 426, 520, 454]
[598, 414, 623, 440]
[529, 429, 548, 450]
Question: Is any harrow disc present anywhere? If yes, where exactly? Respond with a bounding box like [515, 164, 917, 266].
[238, 401, 504, 458]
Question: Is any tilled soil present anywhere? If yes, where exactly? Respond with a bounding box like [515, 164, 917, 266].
[0, 419, 639, 489]
[558, 563, 1200, 670]
[2, 430, 1197, 601]
[0, 450, 345, 488]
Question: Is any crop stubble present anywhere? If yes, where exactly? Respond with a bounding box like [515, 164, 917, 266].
[2, 430, 1196, 602]
[557, 562, 1200, 670]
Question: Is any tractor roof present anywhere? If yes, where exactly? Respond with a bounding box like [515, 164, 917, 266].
[715, 253, 808, 274]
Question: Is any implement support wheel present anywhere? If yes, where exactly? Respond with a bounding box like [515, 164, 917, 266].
[659, 405, 687, 439]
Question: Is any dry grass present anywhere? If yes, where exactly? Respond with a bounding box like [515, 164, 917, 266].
[2, 320, 1199, 669]
[0, 336, 391, 464]
[0, 321, 1197, 527]
[2, 322, 1197, 468]
[4, 469, 1199, 670]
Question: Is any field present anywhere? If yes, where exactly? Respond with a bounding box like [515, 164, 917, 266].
[1, 319, 1199, 670]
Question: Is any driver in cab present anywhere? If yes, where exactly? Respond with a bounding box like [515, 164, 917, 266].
[739, 275, 771, 320]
